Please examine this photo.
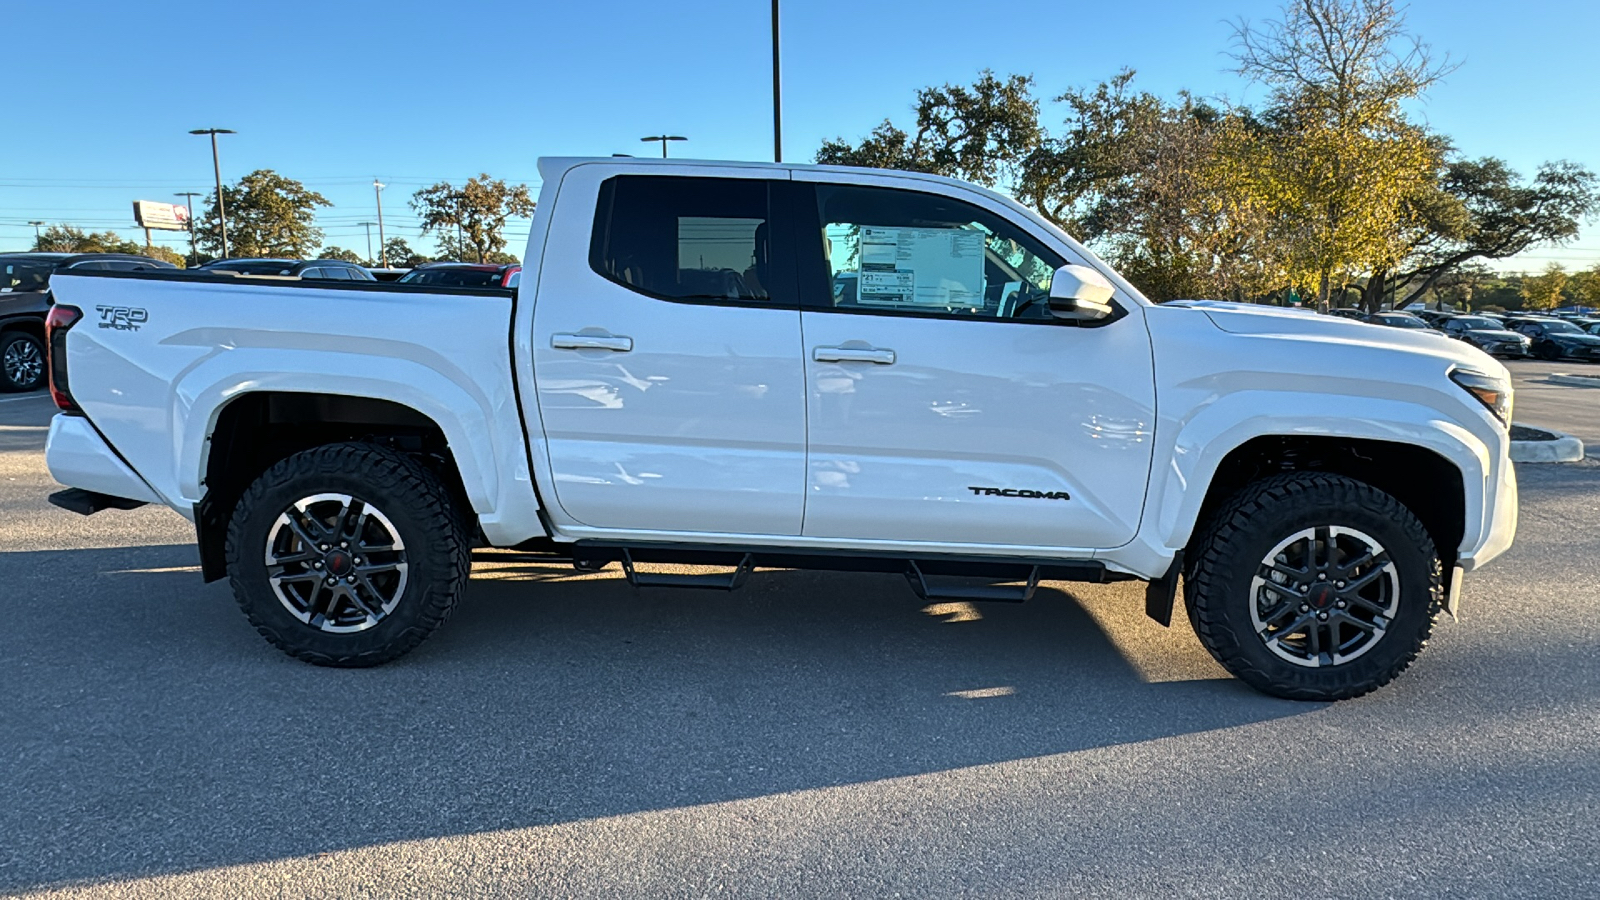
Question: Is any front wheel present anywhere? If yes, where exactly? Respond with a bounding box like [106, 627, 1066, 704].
[1185, 473, 1442, 701]
[225, 442, 470, 666]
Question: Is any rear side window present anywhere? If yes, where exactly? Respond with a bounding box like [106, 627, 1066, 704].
[1, 261, 54, 291]
[590, 175, 776, 304]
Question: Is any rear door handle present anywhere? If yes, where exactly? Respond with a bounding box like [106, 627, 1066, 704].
[552, 332, 633, 352]
[814, 345, 896, 365]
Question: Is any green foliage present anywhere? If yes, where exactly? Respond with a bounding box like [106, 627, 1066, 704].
[32, 224, 186, 266]
[317, 246, 365, 264]
[1520, 263, 1569, 310]
[379, 237, 430, 268]
[196, 169, 331, 259]
[814, 0, 1596, 307]
[1569, 265, 1600, 306]
[410, 174, 534, 263]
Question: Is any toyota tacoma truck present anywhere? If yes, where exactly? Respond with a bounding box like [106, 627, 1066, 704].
[40, 157, 1518, 700]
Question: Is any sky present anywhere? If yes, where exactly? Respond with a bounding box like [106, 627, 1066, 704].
[4, 0, 1597, 271]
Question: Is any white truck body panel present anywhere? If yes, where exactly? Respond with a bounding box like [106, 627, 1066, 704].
[46, 275, 545, 545]
[44, 156, 1517, 582]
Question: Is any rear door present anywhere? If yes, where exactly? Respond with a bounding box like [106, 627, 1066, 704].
[790, 171, 1157, 551]
[528, 165, 808, 536]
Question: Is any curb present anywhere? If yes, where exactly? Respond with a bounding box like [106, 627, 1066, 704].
[1509, 423, 1585, 463]
[1547, 373, 1600, 388]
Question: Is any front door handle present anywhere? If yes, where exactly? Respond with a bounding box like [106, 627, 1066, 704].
[552, 332, 633, 352]
[814, 345, 896, 365]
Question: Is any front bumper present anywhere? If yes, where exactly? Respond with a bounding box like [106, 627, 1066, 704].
[1459, 441, 1517, 573]
[44, 413, 161, 506]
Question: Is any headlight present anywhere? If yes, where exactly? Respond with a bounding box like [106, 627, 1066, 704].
[1451, 369, 1512, 424]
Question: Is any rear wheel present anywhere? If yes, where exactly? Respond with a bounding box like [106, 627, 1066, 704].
[225, 442, 469, 666]
[1185, 473, 1442, 701]
[0, 330, 45, 392]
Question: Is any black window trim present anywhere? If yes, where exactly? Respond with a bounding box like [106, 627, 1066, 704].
[587, 174, 801, 311]
[789, 181, 1126, 328]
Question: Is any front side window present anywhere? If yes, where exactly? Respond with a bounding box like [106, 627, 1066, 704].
[803, 183, 1066, 321]
[590, 175, 776, 304]
[1, 261, 54, 291]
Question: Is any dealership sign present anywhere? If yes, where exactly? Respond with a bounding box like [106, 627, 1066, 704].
[132, 200, 191, 231]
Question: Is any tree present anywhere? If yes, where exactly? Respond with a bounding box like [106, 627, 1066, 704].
[410, 174, 534, 263]
[379, 237, 431, 268]
[1567, 264, 1600, 307]
[1231, 0, 1455, 308]
[317, 246, 364, 263]
[1519, 263, 1568, 310]
[817, 71, 1042, 189]
[196, 169, 331, 259]
[32, 224, 186, 266]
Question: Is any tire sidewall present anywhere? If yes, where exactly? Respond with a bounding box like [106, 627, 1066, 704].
[227, 448, 461, 664]
[1194, 482, 1440, 698]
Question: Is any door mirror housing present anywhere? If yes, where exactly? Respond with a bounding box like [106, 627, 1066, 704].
[1047, 265, 1115, 322]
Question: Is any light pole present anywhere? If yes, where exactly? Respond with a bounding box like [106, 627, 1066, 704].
[771, 0, 782, 162]
[358, 221, 378, 265]
[640, 134, 688, 158]
[189, 128, 234, 258]
[28, 221, 44, 245]
[373, 179, 388, 267]
[175, 192, 201, 263]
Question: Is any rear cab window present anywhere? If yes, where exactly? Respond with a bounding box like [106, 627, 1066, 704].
[589, 175, 789, 306]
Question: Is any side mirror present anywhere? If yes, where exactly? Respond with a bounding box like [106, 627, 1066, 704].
[1047, 264, 1115, 322]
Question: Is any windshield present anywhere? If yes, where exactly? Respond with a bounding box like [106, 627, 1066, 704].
[1453, 317, 1505, 330]
[1540, 320, 1583, 334]
[399, 268, 504, 287]
[0, 260, 55, 292]
[1376, 315, 1428, 328]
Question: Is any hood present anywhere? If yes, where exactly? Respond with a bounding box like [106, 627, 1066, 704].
[1165, 301, 1501, 370]
[1465, 329, 1527, 341]
[1543, 331, 1600, 344]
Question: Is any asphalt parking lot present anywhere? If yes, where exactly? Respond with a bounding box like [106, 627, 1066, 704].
[2, 367, 1597, 898]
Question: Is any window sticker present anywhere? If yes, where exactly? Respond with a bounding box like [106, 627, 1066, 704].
[855, 226, 985, 309]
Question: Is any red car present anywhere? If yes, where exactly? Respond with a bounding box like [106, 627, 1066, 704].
[397, 262, 520, 289]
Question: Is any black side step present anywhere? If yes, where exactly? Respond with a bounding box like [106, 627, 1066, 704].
[48, 488, 147, 516]
[619, 549, 754, 591]
[570, 540, 1131, 599]
[904, 560, 1041, 603]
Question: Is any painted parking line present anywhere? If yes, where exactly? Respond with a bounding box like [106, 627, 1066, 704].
[0, 392, 52, 404]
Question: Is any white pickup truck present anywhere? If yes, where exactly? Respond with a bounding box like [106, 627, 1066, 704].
[42, 157, 1517, 700]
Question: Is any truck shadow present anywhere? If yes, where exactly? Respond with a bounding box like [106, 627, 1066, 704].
[3, 543, 1308, 892]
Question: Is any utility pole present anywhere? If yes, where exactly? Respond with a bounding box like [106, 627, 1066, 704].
[189, 128, 234, 258]
[175, 192, 201, 263]
[373, 179, 388, 267]
[639, 135, 687, 158]
[358, 221, 377, 265]
[771, 0, 782, 162]
[28, 221, 44, 244]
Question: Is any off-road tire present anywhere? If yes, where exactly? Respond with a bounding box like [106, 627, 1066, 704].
[1185, 472, 1442, 701]
[225, 442, 470, 666]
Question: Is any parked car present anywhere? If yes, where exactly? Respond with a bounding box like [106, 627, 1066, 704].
[1365, 312, 1449, 336]
[397, 262, 521, 288]
[1437, 315, 1531, 358]
[1506, 317, 1600, 361]
[196, 259, 376, 281]
[0, 252, 176, 391]
[1328, 308, 1367, 320]
[1410, 309, 1458, 327]
[43, 156, 1518, 701]
[366, 268, 413, 283]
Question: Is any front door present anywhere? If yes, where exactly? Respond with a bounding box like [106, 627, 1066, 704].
[529, 167, 807, 536]
[792, 173, 1157, 551]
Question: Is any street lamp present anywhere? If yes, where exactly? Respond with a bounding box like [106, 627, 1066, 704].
[373, 179, 388, 267]
[189, 128, 235, 258]
[28, 221, 44, 244]
[175, 192, 201, 263]
[640, 134, 688, 158]
[771, 0, 782, 162]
